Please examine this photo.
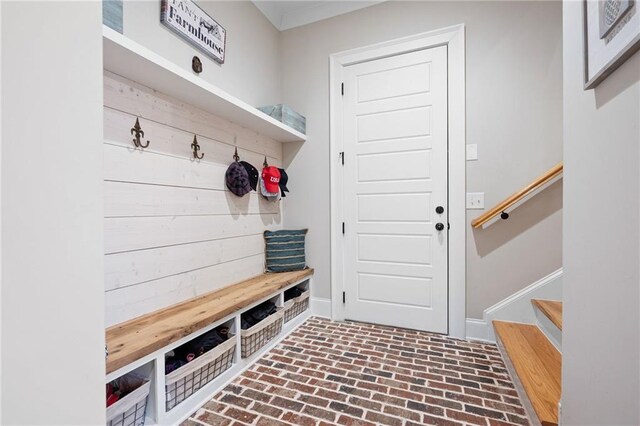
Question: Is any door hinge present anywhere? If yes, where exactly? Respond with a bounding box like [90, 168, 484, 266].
[342, 222, 345, 234]
[448, 223, 450, 230]
[341, 83, 344, 96]
[342, 291, 346, 303]
[339, 151, 344, 165]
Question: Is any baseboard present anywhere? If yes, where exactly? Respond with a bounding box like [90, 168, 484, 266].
[311, 297, 331, 318]
[465, 318, 491, 342]
[484, 268, 563, 342]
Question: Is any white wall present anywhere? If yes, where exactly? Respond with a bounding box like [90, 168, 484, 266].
[123, 0, 282, 107]
[280, 1, 563, 318]
[1, 2, 105, 424]
[103, 73, 283, 326]
[562, 1, 640, 424]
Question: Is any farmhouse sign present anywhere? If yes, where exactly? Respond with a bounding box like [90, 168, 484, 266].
[160, 0, 226, 64]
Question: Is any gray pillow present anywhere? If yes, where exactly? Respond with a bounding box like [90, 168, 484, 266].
[264, 229, 308, 272]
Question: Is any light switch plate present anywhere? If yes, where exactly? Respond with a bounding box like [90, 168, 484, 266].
[466, 144, 478, 161]
[466, 192, 485, 209]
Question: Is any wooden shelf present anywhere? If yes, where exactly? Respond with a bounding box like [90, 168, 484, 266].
[532, 299, 563, 330]
[103, 26, 306, 143]
[494, 320, 561, 426]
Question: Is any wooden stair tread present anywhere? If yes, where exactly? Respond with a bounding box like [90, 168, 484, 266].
[493, 321, 561, 426]
[106, 269, 314, 374]
[532, 299, 563, 330]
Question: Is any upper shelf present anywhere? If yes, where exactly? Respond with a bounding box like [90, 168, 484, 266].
[102, 27, 306, 143]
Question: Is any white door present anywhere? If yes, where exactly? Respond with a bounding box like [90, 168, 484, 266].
[342, 46, 448, 333]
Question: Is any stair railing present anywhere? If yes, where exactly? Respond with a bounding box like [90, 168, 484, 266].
[471, 162, 563, 229]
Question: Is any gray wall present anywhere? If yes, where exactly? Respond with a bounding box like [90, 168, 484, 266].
[280, 1, 563, 318]
[1, 2, 105, 424]
[123, 0, 282, 107]
[562, 1, 640, 424]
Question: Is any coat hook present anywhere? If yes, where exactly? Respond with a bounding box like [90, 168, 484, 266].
[131, 117, 150, 149]
[233, 147, 240, 162]
[191, 135, 204, 160]
[263, 156, 268, 168]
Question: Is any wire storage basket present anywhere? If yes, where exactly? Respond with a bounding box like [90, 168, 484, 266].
[165, 335, 236, 411]
[106, 377, 150, 426]
[283, 289, 310, 323]
[241, 308, 284, 358]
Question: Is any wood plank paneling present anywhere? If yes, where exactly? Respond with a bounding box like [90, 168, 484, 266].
[104, 108, 281, 167]
[104, 74, 284, 325]
[106, 254, 267, 326]
[105, 233, 265, 291]
[105, 214, 280, 254]
[104, 72, 282, 159]
[104, 181, 279, 217]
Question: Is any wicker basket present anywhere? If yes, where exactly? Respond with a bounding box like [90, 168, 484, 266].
[106, 379, 150, 426]
[283, 289, 310, 323]
[241, 308, 284, 358]
[165, 335, 236, 411]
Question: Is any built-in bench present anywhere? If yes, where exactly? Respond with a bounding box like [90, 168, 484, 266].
[105, 268, 314, 425]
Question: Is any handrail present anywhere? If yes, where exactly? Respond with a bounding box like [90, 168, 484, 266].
[471, 162, 563, 229]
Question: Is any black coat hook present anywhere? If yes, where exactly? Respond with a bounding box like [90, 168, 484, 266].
[131, 117, 150, 149]
[233, 147, 240, 162]
[191, 135, 204, 160]
[263, 156, 268, 168]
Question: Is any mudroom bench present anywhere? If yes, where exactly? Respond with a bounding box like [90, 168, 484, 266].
[105, 269, 313, 426]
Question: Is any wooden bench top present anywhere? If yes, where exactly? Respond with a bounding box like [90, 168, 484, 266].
[106, 269, 314, 374]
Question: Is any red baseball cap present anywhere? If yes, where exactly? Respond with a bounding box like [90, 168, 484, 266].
[262, 166, 281, 193]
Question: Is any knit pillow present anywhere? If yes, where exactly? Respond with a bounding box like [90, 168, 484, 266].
[264, 229, 308, 272]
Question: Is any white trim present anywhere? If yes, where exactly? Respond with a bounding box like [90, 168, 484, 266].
[484, 268, 563, 341]
[534, 305, 562, 351]
[484, 268, 563, 316]
[252, 1, 385, 31]
[329, 25, 467, 338]
[311, 297, 331, 318]
[465, 319, 491, 343]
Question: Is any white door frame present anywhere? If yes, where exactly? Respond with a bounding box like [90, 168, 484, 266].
[329, 24, 466, 338]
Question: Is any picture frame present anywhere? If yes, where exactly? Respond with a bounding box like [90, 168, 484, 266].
[583, 0, 640, 89]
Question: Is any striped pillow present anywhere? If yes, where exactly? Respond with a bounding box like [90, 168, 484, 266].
[264, 229, 308, 272]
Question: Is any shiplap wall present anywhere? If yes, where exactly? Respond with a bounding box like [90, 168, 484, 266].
[104, 72, 283, 327]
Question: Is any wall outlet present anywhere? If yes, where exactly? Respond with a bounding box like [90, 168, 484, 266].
[466, 192, 485, 209]
[466, 144, 478, 161]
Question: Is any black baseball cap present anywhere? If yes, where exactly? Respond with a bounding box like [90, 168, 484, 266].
[278, 168, 289, 197]
[225, 162, 251, 197]
[240, 161, 259, 191]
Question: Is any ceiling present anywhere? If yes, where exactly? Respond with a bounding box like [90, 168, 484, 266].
[252, 1, 385, 31]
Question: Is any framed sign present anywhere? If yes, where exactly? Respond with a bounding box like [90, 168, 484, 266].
[161, 0, 227, 64]
[583, 0, 640, 89]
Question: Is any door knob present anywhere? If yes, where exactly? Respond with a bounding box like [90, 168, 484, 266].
[435, 206, 444, 214]
[435, 223, 445, 231]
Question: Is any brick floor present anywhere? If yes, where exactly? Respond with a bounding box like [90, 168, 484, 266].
[182, 317, 530, 426]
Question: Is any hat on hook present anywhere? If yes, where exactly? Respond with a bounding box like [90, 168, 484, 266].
[259, 176, 281, 201]
[278, 168, 289, 197]
[225, 161, 251, 197]
[240, 161, 259, 191]
[261, 166, 281, 193]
